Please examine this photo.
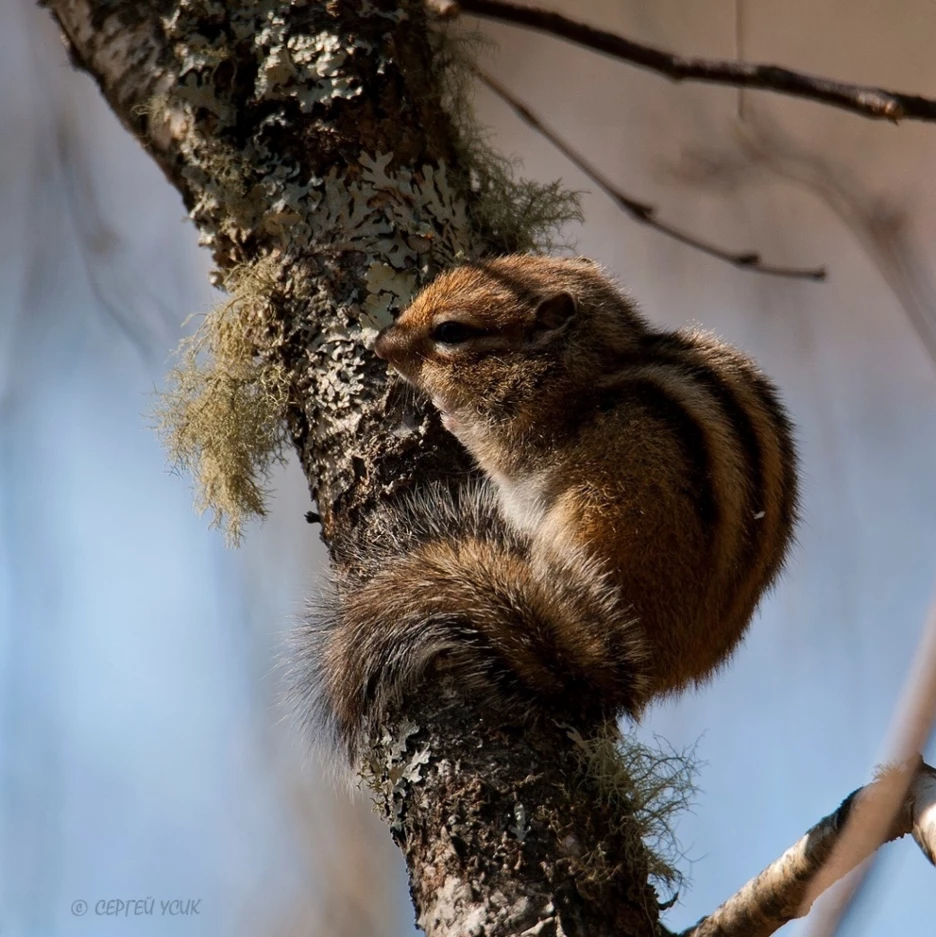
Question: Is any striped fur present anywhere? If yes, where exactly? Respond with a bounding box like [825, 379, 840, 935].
[298, 256, 798, 762]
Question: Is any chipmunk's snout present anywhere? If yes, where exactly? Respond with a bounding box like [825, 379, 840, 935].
[373, 323, 422, 384]
[373, 324, 403, 362]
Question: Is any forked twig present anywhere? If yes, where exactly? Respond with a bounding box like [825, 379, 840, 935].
[679, 591, 936, 937]
[475, 68, 826, 280]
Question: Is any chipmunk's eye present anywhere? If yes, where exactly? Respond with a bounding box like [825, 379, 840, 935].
[430, 321, 484, 345]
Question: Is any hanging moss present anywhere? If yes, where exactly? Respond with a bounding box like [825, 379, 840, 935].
[153, 258, 292, 545]
[432, 24, 583, 254]
[569, 724, 699, 900]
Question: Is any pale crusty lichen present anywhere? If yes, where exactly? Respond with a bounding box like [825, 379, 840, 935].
[569, 725, 699, 898]
[152, 1, 582, 540]
[254, 28, 370, 111]
[154, 148, 481, 540]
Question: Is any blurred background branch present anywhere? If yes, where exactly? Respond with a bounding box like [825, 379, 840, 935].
[666, 110, 936, 370]
[456, 0, 936, 122]
[476, 67, 827, 280]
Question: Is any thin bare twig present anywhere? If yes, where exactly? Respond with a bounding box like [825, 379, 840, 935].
[456, 0, 936, 123]
[474, 68, 826, 281]
[678, 758, 936, 937]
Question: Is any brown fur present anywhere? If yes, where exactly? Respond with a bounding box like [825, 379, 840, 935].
[299, 256, 798, 762]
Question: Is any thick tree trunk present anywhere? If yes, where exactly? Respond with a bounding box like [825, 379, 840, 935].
[40, 1, 662, 934]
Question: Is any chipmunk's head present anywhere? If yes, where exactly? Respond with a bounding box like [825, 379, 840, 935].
[373, 255, 646, 438]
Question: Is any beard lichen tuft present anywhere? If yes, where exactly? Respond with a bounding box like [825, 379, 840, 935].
[153, 257, 292, 546]
[569, 724, 700, 901]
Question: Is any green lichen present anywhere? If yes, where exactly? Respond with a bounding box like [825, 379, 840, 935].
[153, 258, 292, 545]
[432, 25, 583, 254]
[569, 724, 699, 899]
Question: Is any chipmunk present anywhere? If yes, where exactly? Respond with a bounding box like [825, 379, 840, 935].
[299, 255, 798, 761]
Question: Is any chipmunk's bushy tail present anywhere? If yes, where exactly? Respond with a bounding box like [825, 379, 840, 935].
[289, 482, 647, 764]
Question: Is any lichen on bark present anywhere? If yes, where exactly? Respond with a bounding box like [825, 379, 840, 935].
[363, 687, 666, 937]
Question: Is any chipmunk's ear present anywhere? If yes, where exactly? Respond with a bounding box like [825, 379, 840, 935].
[531, 292, 576, 344]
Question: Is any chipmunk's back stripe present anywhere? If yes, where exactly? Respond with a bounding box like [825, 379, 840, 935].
[619, 337, 762, 579]
[746, 376, 799, 576]
[626, 334, 789, 630]
[616, 376, 719, 536]
[642, 334, 797, 626]
[639, 333, 764, 520]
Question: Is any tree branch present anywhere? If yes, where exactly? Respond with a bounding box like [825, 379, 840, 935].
[686, 587, 936, 937]
[475, 68, 826, 281]
[680, 757, 936, 937]
[456, 0, 936, 123]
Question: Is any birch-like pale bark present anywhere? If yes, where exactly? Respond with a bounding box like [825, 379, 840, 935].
[680, 758, 936, 937]
[39, 2, 660, 934]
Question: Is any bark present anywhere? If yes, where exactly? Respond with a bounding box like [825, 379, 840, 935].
[370, 689, 660, 936]
[39, 1, 661, 933]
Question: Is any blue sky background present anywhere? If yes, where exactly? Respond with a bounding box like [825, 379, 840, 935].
[2, 1, 934, 935]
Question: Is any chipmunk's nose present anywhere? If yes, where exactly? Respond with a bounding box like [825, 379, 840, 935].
[373, 324, 397, 361]
[373, 327, 390, 360]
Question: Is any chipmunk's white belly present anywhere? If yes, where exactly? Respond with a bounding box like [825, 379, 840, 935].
[490, 470, 551, 537]
[448, 416, 555, 537]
